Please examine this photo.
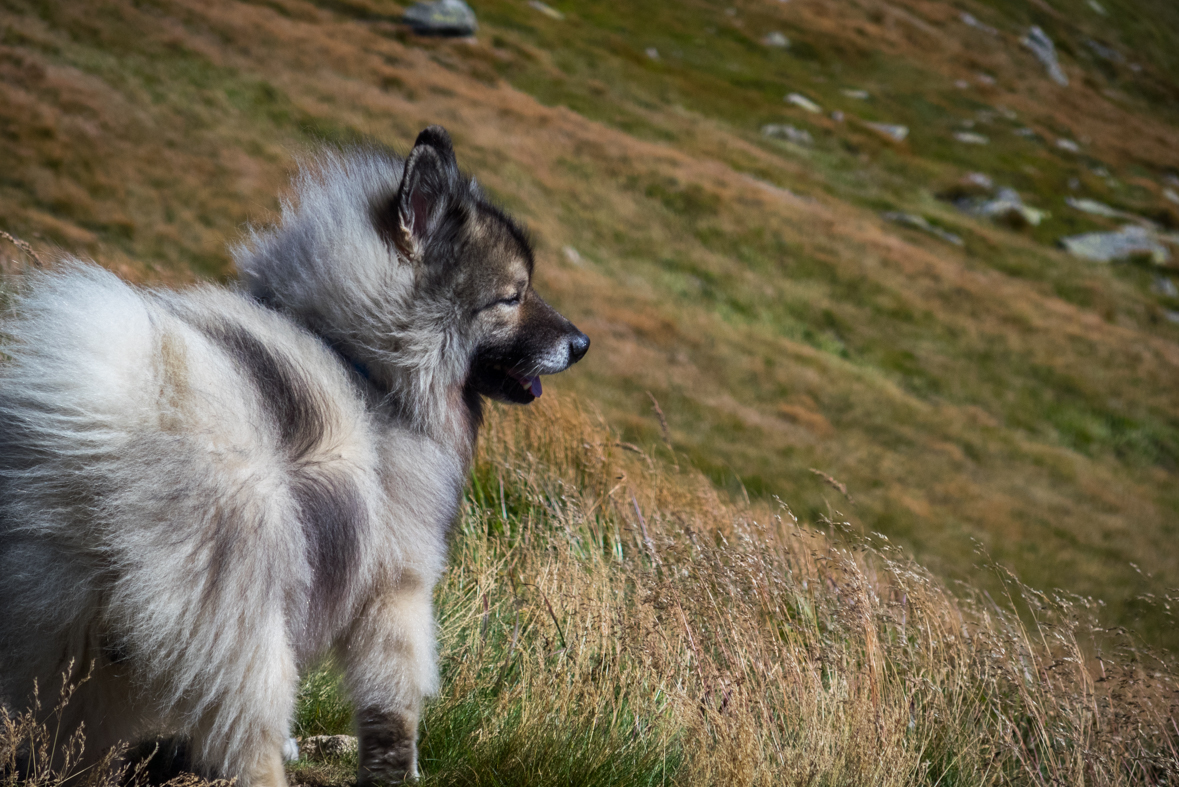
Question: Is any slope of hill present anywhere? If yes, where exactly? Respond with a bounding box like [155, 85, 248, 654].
[2, 0, 1178, 652]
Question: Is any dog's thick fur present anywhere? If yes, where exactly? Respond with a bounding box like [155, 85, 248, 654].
[0, 126, 588, 785]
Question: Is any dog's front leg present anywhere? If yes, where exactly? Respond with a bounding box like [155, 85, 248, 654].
[340, 574, 438, 784]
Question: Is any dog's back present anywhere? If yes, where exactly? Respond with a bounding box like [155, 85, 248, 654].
[0, 265, 388, 774]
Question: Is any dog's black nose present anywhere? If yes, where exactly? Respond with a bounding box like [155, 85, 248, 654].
[568, 331, 590, 364]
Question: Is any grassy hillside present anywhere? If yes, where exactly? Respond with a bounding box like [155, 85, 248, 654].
[2, 0, 1179, 653]
[6, 401, 1176, 785]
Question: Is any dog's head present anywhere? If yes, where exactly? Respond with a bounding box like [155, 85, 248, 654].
[375, 126, 589, 404]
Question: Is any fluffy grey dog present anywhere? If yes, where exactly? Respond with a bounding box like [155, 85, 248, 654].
[0, 126, 588, 786]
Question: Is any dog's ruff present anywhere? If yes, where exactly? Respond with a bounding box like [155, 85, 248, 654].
[0, 126, 587, 786]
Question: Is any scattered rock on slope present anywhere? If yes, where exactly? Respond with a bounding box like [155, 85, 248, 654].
[882, 212, 964, 246]
[1060, 226, 1170, 264]
[1022, 26, 1069, 86]
[786, 92, 822, 113]
[863, 122, 909, 142]
[301, 735, 360, 760]
[960, 12, 998, 35]
[403, 0, 478, 36]
[528, 1, 564, 20]
[954, 187, 1047, 229]
[1065, 197, 1143, 222]
[954, 131, 990, 145]
[763, 31, 790, 48]
[762, 124, 813, 145]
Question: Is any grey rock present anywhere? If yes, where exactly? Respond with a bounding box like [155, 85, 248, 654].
[645, 47, 660, 60]
[762, 124, 814, 145]
[562, 246, 584, 267]
[528, 1, 564, 20]
[1166, 310, 1179, 324]
[841, 89, 870, 100]
[403, 0, 477, 36]
[1085, 39, 1123, 63]
[882, 212, 964, 246]
[960, 12, 998, 35]
[963, 172, 993, 190]
[1022, 26, 1068, 87]
[1014, 128, 1038, 138]
[1065, 197, 1139, 222]
[301, 735, 359, 761]
[957, 187, 1046, 228]
[1060, 225, 1170, 264]
[863, 122, 908, 142]
[954, 131, 990, 145]
[1056, 138, 1081, 153]
[763, 31, 790, 48]
[786, 92, 822, 113]
[1165, 188, 1179, 206]
[1152, 275, 1178, 298]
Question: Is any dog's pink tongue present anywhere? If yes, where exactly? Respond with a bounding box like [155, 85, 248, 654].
[529, 376, 542, 398]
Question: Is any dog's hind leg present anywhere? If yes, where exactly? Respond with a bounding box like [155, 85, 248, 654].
[339, 574, 438, 784]
[180, 613, 299, 787]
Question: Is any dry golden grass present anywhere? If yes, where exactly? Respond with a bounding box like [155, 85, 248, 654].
[3, 395, 1176, 785]
[421, 395, 1179, 784]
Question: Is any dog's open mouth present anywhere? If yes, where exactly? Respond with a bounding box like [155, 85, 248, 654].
[470, 360, 542, 403]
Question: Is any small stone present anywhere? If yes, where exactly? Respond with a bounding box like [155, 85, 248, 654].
[1022, 26, 1068, 87]
[1153, 276, 1178, 298]
[1057, 138, 1081, 153]
[763, 31, 790, 48]
[863, 122, 908, 142]
[976, 73, 996, 86]
[402, 0, 478, 36]
[762, 124, 814, 145]
[956, 187, 1046, 228]
[1066, 197, 1135, 220]
[954, 131, 990, 145]
[301, 735, 359, 761]
[1166, 310, 1179, 324]
[1068, 178, 1081, 191]
[955, 79, 971, 89]
[963, 172, 993, 191]
[1087, 0, 1108, 15]
[882, 211, 964, 246]
[1014, 128, 1037, 138]
[1060, 225, 1170, 264]
[830, 110, 844, 122]
[841, 89, 870, 100]
[786, 92, 822, 113]
[1085, 39, 1123, 63]
[960, 12, 998, 35]
[1163, 188, 1179, 206]
[562, 246, 584, 266]
[528, 1, 564, 20]
[645, 47, 660, 60]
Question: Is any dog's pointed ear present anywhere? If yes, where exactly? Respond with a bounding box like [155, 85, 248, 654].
[389, 126, 460, 261]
